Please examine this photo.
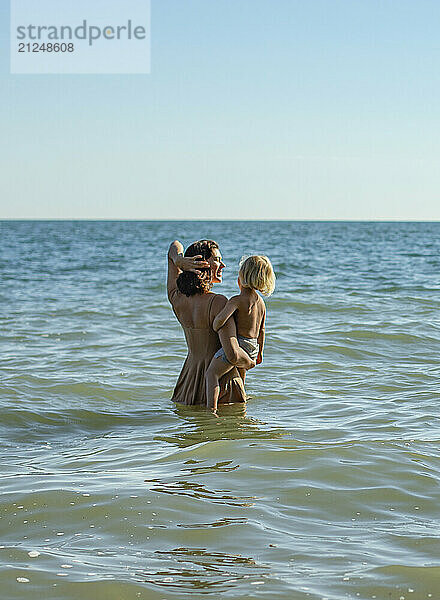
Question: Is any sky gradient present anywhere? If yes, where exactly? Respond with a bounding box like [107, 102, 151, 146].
[1, 0, 440, 220]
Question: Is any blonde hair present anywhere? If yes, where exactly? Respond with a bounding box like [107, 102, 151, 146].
[238, 255, 275, 296]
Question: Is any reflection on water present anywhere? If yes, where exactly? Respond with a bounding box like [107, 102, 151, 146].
[145, 477, 258, 507]
[157, 402, 288, 448]
[148, 406, 268, 507]
[177, 517, 248, 529]
[148, 547, 267, 592]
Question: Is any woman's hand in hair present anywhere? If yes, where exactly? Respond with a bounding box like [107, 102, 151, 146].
[175, 254, 209, 274]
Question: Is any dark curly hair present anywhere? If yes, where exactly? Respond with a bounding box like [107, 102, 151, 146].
[176, 240, 219, 297]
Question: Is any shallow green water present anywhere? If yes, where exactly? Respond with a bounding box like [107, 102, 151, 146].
[1, 220, 440, 599]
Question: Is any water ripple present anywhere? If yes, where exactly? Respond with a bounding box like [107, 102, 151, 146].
[1, 221, 440, 600]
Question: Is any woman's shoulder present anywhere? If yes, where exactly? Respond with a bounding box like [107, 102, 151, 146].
[204, 292, 227, 325]
[209, 292, 228, 310]
[210, 291, 227, 300]
[172, 291, 226, 312]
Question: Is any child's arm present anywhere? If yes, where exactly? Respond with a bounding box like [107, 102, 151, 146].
[213, 297, 239, 332]
[256, 308, 266, 364]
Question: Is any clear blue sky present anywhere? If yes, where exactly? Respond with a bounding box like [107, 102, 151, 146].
[1, 0, 439, 219]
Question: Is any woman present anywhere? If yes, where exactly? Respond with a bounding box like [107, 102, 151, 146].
[167, 239, 255, 407]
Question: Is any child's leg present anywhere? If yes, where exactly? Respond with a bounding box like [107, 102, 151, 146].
[205, 357, 233, 411]
[238, 367, 246, 384]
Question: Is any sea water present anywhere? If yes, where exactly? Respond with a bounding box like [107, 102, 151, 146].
[1, 220, 440, 600]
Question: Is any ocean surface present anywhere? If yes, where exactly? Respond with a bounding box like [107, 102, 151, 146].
[1, 220, 440, 600]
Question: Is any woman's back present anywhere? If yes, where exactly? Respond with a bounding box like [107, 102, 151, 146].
[170, 291, 246, 406]
[171, 291, 217, 330]
[172, 292, 220, 361]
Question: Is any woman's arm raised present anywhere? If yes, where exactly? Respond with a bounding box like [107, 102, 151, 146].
[167, 241, 184, 301]
[167, 240, 209, 302]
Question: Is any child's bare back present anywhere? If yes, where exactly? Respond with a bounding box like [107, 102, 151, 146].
[214, 288, 265, 340]
[205, 255, 275, 412]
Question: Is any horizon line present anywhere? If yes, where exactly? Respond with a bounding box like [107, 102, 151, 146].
[1, 218, 440, 223]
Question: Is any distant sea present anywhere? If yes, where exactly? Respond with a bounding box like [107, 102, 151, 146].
[1, 220, 440, 600]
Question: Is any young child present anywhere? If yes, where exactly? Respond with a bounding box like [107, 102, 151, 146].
[205, 255, 275, 412]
